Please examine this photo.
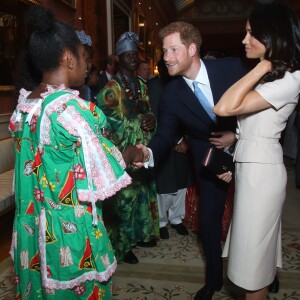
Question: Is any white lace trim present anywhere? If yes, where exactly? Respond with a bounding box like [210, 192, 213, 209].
[57, 105, 131, 224]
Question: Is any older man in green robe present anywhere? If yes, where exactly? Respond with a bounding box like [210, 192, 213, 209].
[96, 32, 159, 264]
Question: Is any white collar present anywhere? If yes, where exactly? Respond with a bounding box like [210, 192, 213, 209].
[195, 59, 209, 85]
[106, 71, 112, 81]
[183, 59, 209, 89]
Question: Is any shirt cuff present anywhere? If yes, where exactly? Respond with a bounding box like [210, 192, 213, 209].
[177, 137, 184, 144]
[144, 147, 154, 168]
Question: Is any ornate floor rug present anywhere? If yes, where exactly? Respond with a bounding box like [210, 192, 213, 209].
[1, 228, 299, 300]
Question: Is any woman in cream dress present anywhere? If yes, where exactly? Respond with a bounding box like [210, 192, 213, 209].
[214, 3, 300, 300]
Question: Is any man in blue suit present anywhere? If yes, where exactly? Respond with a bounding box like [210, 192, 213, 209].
[136, 22, 247, 300]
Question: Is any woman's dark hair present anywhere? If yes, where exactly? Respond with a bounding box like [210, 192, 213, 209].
[15, 5, 81, 91]
[26, 5, 81, 71]
[249, 2, 300, 83]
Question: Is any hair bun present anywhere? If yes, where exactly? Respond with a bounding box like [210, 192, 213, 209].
[26, 5, 55, 33]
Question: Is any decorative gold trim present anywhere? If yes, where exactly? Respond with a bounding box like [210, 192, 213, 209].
[137, 13, 146, 51]
[20, 0, 40, 5]
[113, 0, 131, 16]
[0, 86, 15, 92]
[60, 0, 77, 10]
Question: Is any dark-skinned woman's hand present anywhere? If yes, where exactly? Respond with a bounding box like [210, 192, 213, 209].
[122, 145, 145, 166]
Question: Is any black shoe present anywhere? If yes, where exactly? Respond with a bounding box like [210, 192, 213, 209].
[268, 275, 279, 293]
[123, 251, 138, 264]
[194, 285, 216, 300]
[136, 239, 157, 247]
[160, 226, 169, 239]
[171, 223, 189, 236]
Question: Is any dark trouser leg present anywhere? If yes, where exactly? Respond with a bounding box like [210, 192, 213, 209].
[296, 117, 300, 188]
[198, 175, 228, 290]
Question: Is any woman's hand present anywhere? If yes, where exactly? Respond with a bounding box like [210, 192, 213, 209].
[217, 171, 233, 183]
[255, 59, 272, 76]
[122, 145, 145, 166]
[209, 131, 236, 150]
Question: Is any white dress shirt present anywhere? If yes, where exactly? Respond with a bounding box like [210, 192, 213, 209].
[183, 59, 215, 107]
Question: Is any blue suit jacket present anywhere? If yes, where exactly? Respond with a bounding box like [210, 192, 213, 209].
[148, 57, 248, 178]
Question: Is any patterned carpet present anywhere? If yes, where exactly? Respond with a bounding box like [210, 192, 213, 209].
[1, 159, 299, 299]
[1, 227, 299, 300]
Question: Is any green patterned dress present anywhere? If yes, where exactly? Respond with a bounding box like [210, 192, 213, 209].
[9, 85, 132, 299]
[96, 76, 159, 262]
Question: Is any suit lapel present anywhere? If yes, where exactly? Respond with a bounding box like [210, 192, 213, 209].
[204, 59, 226, 106]
[177, 77, 214, 125]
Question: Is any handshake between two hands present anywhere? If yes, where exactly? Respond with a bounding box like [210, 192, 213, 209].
[121, 144, 149, 168]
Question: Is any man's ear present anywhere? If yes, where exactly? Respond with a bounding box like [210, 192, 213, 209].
[188, 43, 197, 57]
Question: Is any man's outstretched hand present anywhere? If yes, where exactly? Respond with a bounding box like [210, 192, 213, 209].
[132, 144, 150, 168]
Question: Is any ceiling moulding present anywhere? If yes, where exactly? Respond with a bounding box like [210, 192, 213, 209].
[151, 1, 177, 24]
[20, 0, 40, 4]
[177, 0, 253, 21]
[174, 0, 194, 12]
[114, 0, 131, 16]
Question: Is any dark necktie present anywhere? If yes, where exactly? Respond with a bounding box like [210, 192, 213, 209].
[193, 81, 217, 122]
